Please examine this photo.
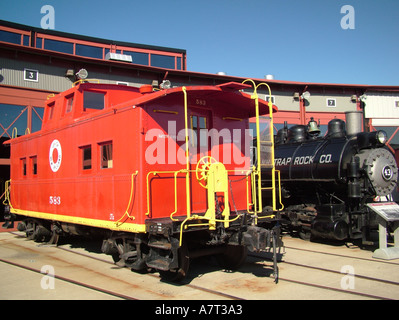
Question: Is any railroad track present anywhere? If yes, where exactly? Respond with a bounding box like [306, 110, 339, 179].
[249, 238, 399, 300]
[54, 242, 244, 300]
[0, 256, 136, 300]
[2, 231, 398, 300]
[284, 244, 399, 265]
[2, 231, 245, 300]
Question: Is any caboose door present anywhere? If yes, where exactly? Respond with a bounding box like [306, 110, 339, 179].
[189, 108, 212, 213]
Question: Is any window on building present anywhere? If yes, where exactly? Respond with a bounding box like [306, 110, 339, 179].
[81, 145, 92, 170]
[151, 54, 175, 69]
[23, 35, 30, 46]
[44, 38, 74, 54]
[100, 142, 113, 169]
[83, 91, 105, 111]
[32, 107, 44, 133]
[0, 104, 28, 138]
[35, 37, 43, 48]
[124, 51, 149, 66]
[0, 30, 21, 45]
[76, 44, 103, 59]
[177, 57, 182, 70]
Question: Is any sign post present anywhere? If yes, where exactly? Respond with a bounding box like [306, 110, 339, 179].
[367, 202, 399, 260]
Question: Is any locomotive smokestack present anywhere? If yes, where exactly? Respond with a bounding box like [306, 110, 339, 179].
[345, 111, 363, 136]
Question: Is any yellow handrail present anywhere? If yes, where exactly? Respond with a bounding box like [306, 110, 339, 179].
[115, 171, 139, 226]
[179, 214, 241, 247]
[170, 169, 188, 221]
[11, 127, 17, 139]
[182, 86, 191, 218]
[3, 180, 12, 208]
[72, 79, 100, 87]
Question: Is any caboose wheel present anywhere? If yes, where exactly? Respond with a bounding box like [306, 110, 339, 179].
[159, 243, 190, 282]
[25, 219, 37, 240]
[23, 219, 51, 242]
[110, 238, 138, 268]
[216, 244, 247, 270]
[195, 156, 218, 188]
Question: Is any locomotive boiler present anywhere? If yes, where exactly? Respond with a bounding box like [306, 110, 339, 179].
[262, 112, 398, 243]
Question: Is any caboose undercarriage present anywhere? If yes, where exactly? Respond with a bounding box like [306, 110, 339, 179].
[8, 211, 281, 282]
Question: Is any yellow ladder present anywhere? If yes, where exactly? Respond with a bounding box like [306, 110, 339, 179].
[243, 79, 283, 214]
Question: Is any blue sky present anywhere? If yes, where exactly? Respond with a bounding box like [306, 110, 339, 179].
[1, 0, 398, 85]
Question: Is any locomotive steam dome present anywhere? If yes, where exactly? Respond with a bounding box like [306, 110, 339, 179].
[357, 148, 398, 196]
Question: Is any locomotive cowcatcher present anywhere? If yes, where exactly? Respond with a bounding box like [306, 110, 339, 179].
[3, 78, 282, 281]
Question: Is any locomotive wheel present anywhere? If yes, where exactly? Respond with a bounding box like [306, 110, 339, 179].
[299, 230, 311, 241]
[195, 156, 218, 188]
[216, 244, 247, 270]
[159, 243, 190, 282]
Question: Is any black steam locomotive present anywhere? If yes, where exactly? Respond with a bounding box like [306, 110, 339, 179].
[261, 112, 398, 244]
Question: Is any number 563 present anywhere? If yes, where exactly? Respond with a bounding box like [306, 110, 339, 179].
[49, 196, 61, 205]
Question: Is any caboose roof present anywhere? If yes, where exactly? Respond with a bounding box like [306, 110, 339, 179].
[3, 81, 277, 145]
[127, 82, 278, 117]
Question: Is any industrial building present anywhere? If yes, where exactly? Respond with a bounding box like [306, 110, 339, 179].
[1, 19, 399, 196]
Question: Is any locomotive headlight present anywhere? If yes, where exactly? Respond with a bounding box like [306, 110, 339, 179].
[376, 130, 387, 145]
[358, 130, 388, 149]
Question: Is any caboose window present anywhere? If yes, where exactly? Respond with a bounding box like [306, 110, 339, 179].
[81, 146, 92, 170]
[191, 115, 207, 147]
[47, 102, 55, 120]
[65, 94, 74, 114]
[100, 142, 113, 169]
[21, 158, 26, 176]
[31, 156, 37, 175]
[83, 91, 105, 111]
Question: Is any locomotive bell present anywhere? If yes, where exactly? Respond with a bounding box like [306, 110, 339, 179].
[307, 117, 320, 136]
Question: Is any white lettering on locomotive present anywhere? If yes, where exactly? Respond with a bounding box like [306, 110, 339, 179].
[320, 154, 332, 164]
[275, 154, 333, 166]
[293, 156, 314, 165]
[275, 157, 291, 166]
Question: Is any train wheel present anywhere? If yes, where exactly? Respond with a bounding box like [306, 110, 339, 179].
[111, 238, 138, 268]
[24, 219, 37, 240]
[159, 243, 190, 282]
[23, 219, 51, 242]
[216, 244, 247, 270]
[299, 230, 311, 241]
[47, 223, 62, 245]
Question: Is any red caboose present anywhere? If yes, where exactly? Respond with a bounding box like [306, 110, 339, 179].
[3, 79, 282, 281]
